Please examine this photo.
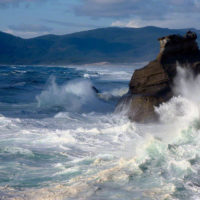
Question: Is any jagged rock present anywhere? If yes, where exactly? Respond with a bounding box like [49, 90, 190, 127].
[92, 86, 100, 93]
[117, 31, 200, 122]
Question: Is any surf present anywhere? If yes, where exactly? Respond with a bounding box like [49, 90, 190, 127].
[0, 64, 200, 200]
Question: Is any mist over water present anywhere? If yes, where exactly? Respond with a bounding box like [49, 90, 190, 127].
[0, 64, 200, 200]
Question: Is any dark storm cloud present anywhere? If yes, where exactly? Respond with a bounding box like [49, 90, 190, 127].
[74, 0, 200, 20]
[9, 24, 53, 32]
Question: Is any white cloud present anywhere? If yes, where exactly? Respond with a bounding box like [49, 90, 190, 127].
[111, 19, 141, 28]
[4, 23, 53, 38]
[4, 28, 50, 38]
[111, 12, 200, 29]
[76, 0, 200, 29]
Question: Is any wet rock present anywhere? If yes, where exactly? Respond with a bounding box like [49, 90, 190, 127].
[117, 31, 200, 122]
[92, 86, 100, 93]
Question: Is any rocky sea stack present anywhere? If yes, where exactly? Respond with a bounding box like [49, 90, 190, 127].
[117, 31, 200, 122]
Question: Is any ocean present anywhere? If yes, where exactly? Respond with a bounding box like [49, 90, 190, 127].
[0, 64, 200, 200]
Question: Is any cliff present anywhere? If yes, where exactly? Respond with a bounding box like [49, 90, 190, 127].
[118, 31, 200, 122]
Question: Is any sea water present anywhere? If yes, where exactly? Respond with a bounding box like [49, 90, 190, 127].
[0, 64, 200, 200]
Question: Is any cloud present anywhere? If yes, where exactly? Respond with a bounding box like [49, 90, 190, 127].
[111, 12, 200, 29]
[74, 0, 200, 28]
[43, 19, 100, 29]
[74, 0, 163, 19]
[4, 29, 46, 38]
[75, 0, 200, 19]
[0, 0, 48, 8]
[6, 23, 53, 38]
[0, 0, 31, 6]
[111, 19, 141, 28]
[9, 24, 53, 32]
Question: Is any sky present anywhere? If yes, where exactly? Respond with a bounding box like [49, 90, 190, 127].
[1, 0, 200, 38]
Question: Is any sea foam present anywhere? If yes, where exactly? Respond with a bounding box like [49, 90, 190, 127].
[36, 77, 102, 113]
[1, 65, 200, 199]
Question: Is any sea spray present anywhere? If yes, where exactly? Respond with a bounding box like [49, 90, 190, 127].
[36, 76, 110, 113]
[98, 87, 128, 101]
[173, 66, 200, 104]
[1, 65, 200, 199]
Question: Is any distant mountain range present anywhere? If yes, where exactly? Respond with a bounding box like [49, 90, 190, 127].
[0, 26, 200, 65]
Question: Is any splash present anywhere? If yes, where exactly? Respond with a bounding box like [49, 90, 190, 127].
[36, 77, 107, 113]
[155, 66, 200, 123]
[173, 66, 200, 104]
[98, 87, 128, 101]
[2, 65, 200, 200]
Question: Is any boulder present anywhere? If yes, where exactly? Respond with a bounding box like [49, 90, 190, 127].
[117, 31, 200, 122]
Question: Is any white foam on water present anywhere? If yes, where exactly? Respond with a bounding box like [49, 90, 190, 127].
[74, 64, 137, 81]
[2, 66, 200, 199]
[36, 77, 94, 111]
[83, 73, 99, 79]
[36, 77, 112, 113]
[98, 87, 129, 101]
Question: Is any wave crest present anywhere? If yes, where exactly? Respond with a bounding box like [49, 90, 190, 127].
[36, 77, 109, 113]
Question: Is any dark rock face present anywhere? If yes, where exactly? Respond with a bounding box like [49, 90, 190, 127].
[118, 31, 200, 122]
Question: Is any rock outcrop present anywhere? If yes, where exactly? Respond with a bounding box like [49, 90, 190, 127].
[117, 31, 200, 122]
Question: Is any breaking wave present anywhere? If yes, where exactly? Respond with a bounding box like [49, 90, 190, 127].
[36, 77, 110, 113]
[1, 65, 200, 200]
[98, 87, 129, 101]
